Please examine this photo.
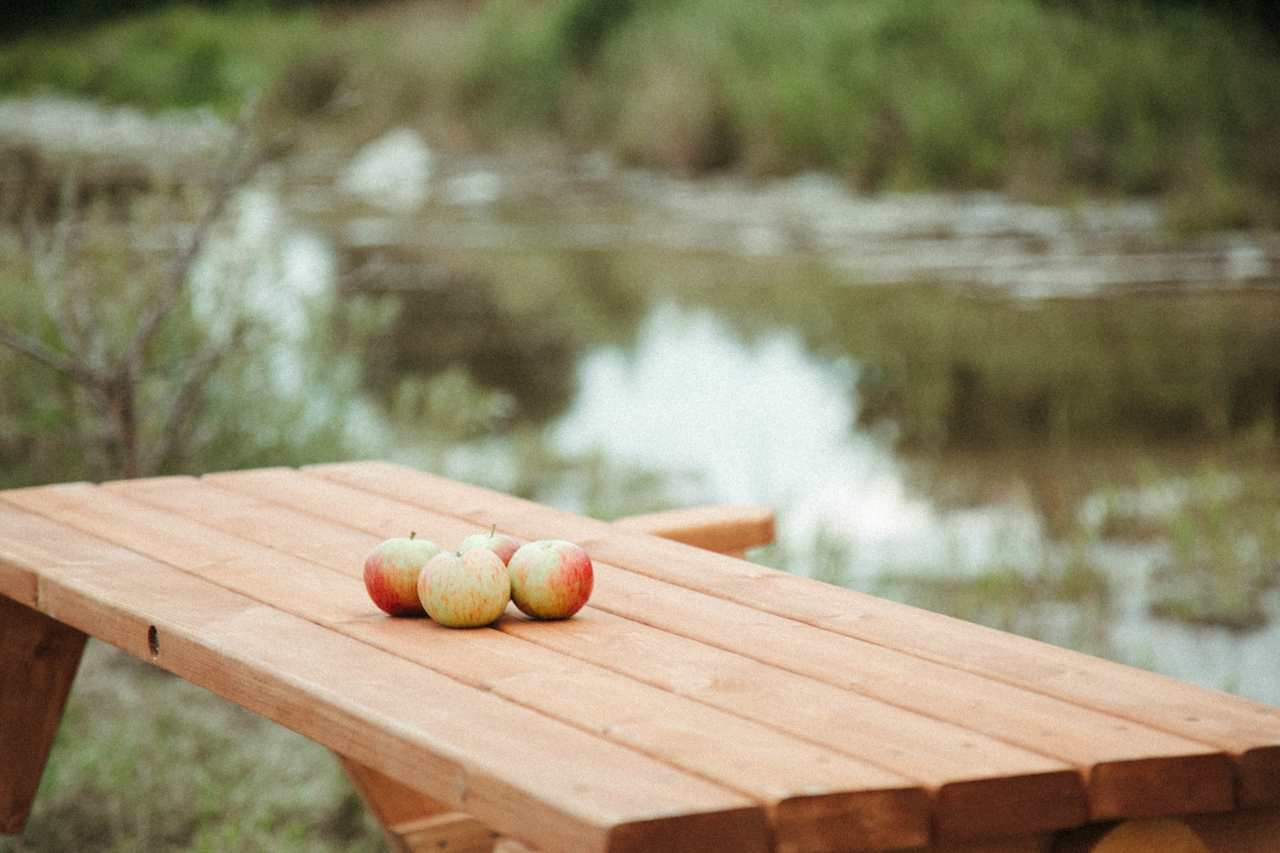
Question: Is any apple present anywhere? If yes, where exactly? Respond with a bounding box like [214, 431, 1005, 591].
[363, 533, 443, 617]
[457, 528, 523, 566]
[418, 548, 511, 628]
[507, 539, 594, 619]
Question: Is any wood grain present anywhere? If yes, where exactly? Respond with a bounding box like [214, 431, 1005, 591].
[589, 532, 1280, 809]
[294, 465, 1233, 818]
[0, 504, 767, 853]
[74, 477, 931, 853]
[199, 470, 1099, 840]
[0, 596, 87, 835]
[311, 461, 1280, 808]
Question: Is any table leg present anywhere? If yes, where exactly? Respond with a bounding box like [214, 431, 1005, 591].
[336, 754, 499, 853]
[1051, 809, 1280, 852]
[1, 596, 87, 834]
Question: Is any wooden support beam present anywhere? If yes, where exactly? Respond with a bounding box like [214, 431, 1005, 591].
[396, 812, 501, 853]
[613, 505, 775, 555]
[1052, 818, 1209, 853]
[1052, 808, 1280, 852]
[1185, 807, 1280, 851]
[337, 754, 497, 853]
[1, 596, 87, 835]
[901, 837, 1050, 853]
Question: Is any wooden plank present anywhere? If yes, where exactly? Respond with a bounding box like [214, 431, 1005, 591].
[311, 461, 1280, 808]
[526, 565, 1232, 822]
[174, 475, 1095, 841]
[588, 532, 1280, 809]
[0, 504, 768, 853]
[1, 596, 87, 834]
[299, 463, 1237, 821]
[196, 470, 1097, 839]
[613, 505, 775, 554]
[79, 477, 931, 853]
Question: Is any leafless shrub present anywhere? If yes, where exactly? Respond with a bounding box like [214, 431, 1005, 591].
[0, 104, 268, 479]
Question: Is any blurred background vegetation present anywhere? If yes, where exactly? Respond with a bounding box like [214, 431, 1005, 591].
[2, 1, 1280, 850]
[1, 0, 1278, 226]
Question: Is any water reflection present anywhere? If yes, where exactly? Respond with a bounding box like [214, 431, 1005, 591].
[343, 247, 647, 424]
[546, 293, 1279, 701]
[553, 302, 1044, 581]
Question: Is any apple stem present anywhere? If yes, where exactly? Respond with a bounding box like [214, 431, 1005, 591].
[489, 523, 496, 537]
[410, 531, 417, 540]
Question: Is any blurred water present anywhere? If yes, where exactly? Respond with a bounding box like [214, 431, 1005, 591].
[547, 297, 1280, 702]
[552, 303, 1044, 583]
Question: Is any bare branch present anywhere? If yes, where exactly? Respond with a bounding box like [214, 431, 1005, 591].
[2, 171, 103, 388]
[0, 322, 99, 386]
[123, 99, 262, 378]
[33, 168, 89, 360]
[142, 319, 252, 474]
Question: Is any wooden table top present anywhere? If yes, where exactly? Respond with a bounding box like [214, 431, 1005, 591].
[2, 462, 1278, 853]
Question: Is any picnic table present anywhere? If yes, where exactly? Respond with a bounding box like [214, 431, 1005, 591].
[3, 461, 1279, 853]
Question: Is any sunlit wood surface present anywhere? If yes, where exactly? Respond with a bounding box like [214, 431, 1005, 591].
[2, 462, 1278, 851]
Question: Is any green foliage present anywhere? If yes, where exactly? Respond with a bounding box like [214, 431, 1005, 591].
[0, 185, 366, 490]
[557, 0, 640, 67]
[1146, 467, 1280, 630]
[459, 0, 1280, 219]
[5, 0, 1278, 219]
[454, 1, 572, 132]
[0, 5, 318, 114]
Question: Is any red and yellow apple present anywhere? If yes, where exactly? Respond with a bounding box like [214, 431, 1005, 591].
[507, 539, 594, 619]
[457, 529, 523, 566]
[418, 548, 511, 628]
[362, 533, 443, 617]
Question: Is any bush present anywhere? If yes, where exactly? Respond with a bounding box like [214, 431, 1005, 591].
[0, 6, 318, 114]
[459, 0, 1280, 219]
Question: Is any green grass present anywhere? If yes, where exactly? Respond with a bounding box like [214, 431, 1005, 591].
[1145, 467, 1280, 630]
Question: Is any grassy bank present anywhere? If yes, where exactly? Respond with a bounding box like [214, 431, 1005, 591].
[459, 0, 1280, 225]
[3, 1, 1279, 226]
